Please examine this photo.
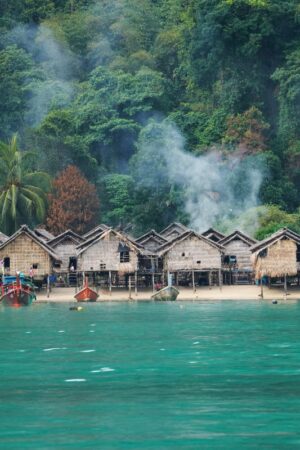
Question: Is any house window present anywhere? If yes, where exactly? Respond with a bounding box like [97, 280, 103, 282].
[224, 255, 237, 265]
[100, 263, 106, 270]
[181, 252, 185, 257]
[4, 257, 10, 269]
[53, 261, 61, 269]
[120, 250, 129, 262]
[32, 263, 39, 269]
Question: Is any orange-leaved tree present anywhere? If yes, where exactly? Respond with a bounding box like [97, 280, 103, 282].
[46, 165, 100, 235]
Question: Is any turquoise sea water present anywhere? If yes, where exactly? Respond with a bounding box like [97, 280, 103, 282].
[1, 300, 300, 449]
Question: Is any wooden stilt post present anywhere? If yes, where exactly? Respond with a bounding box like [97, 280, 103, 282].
[152, 271, 155, 293]
[192, 270, 195, 293]
[109, 271, 112, 295]
[47, 275, 50, 298]
[209, 270, 212, 289]
[284, 273, 287, 299]
[129, 275, 132, 299]
[218, 269, 222, 291]
[135, 271, 138, 296]
[260, 277, 264, 299]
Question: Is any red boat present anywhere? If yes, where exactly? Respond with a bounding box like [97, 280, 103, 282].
[0, 274, 36, 307]
[74, 277, 98, 302]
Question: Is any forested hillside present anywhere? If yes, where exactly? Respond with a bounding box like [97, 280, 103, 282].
[1, 0, 300, 237]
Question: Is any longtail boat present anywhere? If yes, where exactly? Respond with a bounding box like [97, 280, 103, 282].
[151, 286, 179, 301]
[74, 277, 98, 302]
[0, 274, 36, 307]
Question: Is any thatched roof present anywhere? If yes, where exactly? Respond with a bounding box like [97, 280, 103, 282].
[76, 228, 146, 256]
[0, 225, 61, 261]
[82, 224, 109, 240]
[219, 230, 257, 247]
[202, 228, 225, 242]
[157, 230, 224, 257]
[251, 228, 300, 253]
[135, 230, 168, 250]
[34, 228, 55, 242]
[251, 228, 300, 277]
[0, 231, 8, 244]
[136, 229, 168, 245]
[47, 229, 84, 248]
[160, 222, 189, 239]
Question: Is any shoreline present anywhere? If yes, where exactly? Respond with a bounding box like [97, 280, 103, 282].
[36, 285, 300, 302]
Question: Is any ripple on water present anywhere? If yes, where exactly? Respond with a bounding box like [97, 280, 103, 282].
[90, 367, 115, 373]
[80, 349, 95, 353]
[65, 379, 86, 383]
[43, 347, 67, 352]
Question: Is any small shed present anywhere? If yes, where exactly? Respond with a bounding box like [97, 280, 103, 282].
[251, 228, 300, 281]
[160, 222, 189, 241]
[48, 230, 85, 272]
[202, 228, 225, 243]
[135, 229, 168, 252]
[157, 230, 224, 288]
[219, 230, 257, 284]
[0, 225, 60, 280]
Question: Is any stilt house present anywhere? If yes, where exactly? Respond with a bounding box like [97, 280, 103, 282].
[47, 230, 85, 272]
[160, 222, 189, 241]
[157, 230, 224, 287]
[0, 225, 60, 280]
[219, 230, 257, 284]
[76, 228, 146, 287]
[251, 228, 300, 280]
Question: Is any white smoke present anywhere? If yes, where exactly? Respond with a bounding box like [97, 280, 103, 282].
[137, 121, 264, 234]
[7, 24, 75, 127]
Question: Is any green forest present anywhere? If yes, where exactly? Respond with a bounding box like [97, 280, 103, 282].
[1, 0, 300, 238]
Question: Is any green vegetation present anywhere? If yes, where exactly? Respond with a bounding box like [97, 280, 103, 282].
[0, 135, 50, 233]
[0, 0, 300, 237]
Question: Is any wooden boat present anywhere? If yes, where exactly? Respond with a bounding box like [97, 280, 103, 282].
[0, 274, 36, 307]
[151, 286, 179, 301]
[74, 277, 98, 302]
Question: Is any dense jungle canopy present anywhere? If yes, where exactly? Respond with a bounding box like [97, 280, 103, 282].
[1, 0, 300, 237]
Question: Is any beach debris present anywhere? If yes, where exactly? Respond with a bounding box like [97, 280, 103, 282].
[69, 306, 83, 311]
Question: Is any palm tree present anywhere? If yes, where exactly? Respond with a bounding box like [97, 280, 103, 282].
[0, 135, 51, 234]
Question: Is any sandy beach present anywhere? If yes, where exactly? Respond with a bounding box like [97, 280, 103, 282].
[36, 284, 300, 302]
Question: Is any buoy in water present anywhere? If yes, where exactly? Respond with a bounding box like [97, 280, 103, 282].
[272, 300, 278, 304]
[69, 306, 83, 311]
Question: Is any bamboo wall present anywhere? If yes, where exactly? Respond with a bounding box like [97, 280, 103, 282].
[0, 234, 52, 277]
[78, 234, 139, 273]
[51, 240, 78, 272]
[163, 236, 222, 271]
[223, 239, 253, 271]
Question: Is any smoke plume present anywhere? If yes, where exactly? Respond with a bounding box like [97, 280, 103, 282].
[136, 121, 265, 234]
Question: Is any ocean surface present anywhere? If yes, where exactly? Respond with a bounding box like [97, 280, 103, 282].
[1, 300, 300, 449]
